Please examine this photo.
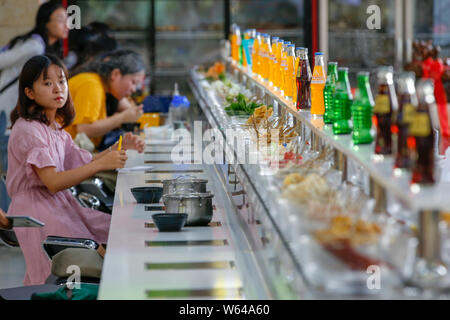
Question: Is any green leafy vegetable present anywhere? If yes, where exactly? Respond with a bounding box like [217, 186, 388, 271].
[224, 93, 263, 116]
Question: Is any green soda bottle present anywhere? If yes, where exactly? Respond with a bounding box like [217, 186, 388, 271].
[323, 62, 338, 124]
[352, 72, 374, 144]
[332, 67, 353, 135]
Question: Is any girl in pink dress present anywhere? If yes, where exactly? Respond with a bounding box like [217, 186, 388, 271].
[6, 54, 143, 285]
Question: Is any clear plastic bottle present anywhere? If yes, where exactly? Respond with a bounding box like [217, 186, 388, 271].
[168, 83, 190, 130]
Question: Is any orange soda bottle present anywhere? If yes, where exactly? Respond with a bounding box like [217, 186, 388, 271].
[230, 32, 236, 61]
[252, 32, 261, 76]
[258, 35, 267, 79]
[262, 34, 271, 81]
[285, 44, 296, 100]
[274, 39, 284, 90]
[293, 50, 300, 103]
[279, 41, 288, 96]
[311, 52, 327, 115]
[269, 37, 279, 86]
[232, 25, 241, 63]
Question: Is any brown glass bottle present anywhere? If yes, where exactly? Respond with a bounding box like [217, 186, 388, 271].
[394, 72, 418, 169]
[411, 79, 436, 185]
[374, 67, 398, 155]
[295, 47, 312, 110]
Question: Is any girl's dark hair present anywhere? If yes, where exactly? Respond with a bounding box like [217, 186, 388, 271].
[10, 54, 75, 129]
[8, 1, 64, 57]
[85, 49, 145, 83]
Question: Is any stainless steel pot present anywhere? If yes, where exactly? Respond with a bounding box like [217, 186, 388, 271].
[162, 175, 208, 195]
[163, 192, 214, 226]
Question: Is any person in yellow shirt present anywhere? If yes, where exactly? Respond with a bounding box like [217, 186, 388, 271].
[67, 50, 145, 150]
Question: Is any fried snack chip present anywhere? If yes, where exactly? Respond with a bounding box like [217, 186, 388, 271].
[246, 105, 273, 125]
[315, 215, 383, 247]
[283, 172, 305, 188]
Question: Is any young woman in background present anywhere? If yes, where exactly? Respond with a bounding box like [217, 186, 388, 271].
[66, 50, 145, 151]
[0, 0, 68, 128]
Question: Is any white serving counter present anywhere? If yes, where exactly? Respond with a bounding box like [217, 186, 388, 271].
[98, 136, 273, 300]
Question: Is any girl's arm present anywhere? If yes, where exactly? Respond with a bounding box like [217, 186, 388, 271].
[33, 150, 127, 194]
[76, 105, 144, 138]
[0, 36, 44, 70]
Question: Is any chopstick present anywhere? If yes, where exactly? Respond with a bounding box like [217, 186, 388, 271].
[118, 135, 123, 151]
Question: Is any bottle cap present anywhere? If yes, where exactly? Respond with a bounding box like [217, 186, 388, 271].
[288, 44, 295, 47]
[417, 79, 435, 104]
[315, 52, 324, 55]
[376, 66, 394, 84]
[398, 71, 416, 81]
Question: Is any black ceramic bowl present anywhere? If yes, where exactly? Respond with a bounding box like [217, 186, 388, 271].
[131, 187, 163, 204]
[152, 213, 188, 232]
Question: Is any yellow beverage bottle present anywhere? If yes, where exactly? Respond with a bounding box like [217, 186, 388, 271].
[269, 37, 279, 87]
[279, 42, 288, 96]
[285, 44, 295, 99]
[293, 54, 300, 103]
[252, 33, 261, 76]
[283, 42, 291, 95]
[262, 34, 271, 81]
[311, 52, 327, 115]
[230, 24, 240, 63]
[275, 40, 284, 89]
[230, 33, 236, 61]
[259, 35, 267, 79]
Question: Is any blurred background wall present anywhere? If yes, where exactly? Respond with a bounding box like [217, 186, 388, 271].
[0, 0, 41, 47]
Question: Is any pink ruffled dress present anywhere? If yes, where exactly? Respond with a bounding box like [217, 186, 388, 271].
[6, 118, 111, 285]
